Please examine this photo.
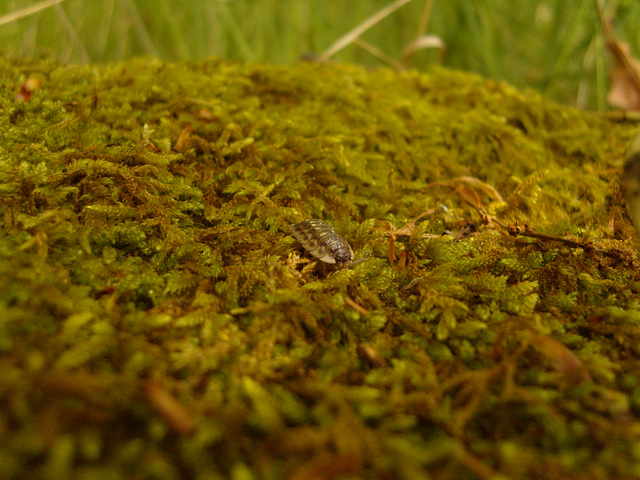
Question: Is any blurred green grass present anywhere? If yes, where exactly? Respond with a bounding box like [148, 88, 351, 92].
[1, 0, 639, 109]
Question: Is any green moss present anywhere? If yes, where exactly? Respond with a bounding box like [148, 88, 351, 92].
[1, 56, 640, 479]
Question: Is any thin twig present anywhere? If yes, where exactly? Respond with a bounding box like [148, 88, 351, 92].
[54, 3, 90, 63]
[344, 296, 370, 315]
[353, 38, 404, 71]
[319, 0, 413, 62]
[415, 0, 434, 39]
[0, 0, 67, 26]
[465, 200, 635, 265]
[401, 0, 435, 66]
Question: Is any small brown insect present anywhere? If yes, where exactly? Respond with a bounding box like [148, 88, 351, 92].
[291, 219, 363, 266]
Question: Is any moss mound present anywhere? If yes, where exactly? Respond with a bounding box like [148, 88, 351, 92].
[1, 56, 640, 479]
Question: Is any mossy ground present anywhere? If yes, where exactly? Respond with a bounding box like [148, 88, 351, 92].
[1, 56, 640, 480]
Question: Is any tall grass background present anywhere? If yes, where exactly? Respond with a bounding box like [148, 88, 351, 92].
[1, 0, 639, 109]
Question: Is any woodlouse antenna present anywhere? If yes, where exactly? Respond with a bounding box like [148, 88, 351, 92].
[346, 254, 368, 266]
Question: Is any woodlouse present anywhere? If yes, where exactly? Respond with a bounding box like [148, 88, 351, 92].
[291, 219, 363, 266]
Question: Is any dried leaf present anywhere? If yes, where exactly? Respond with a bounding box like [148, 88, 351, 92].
[16, 77, 42, 102]
[174, 125, 193, 153]
[427, 175, 504, 208]
[607, 41, 640, 110]
[600, 10, 640, 110]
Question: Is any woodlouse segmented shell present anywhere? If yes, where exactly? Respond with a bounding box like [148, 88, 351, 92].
[291, 219, 355, 266]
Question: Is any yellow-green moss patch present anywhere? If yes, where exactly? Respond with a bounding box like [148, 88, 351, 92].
[1, 56, 640, 479]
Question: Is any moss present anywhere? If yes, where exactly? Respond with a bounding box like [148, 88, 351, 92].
[1, 55, 640, 479]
